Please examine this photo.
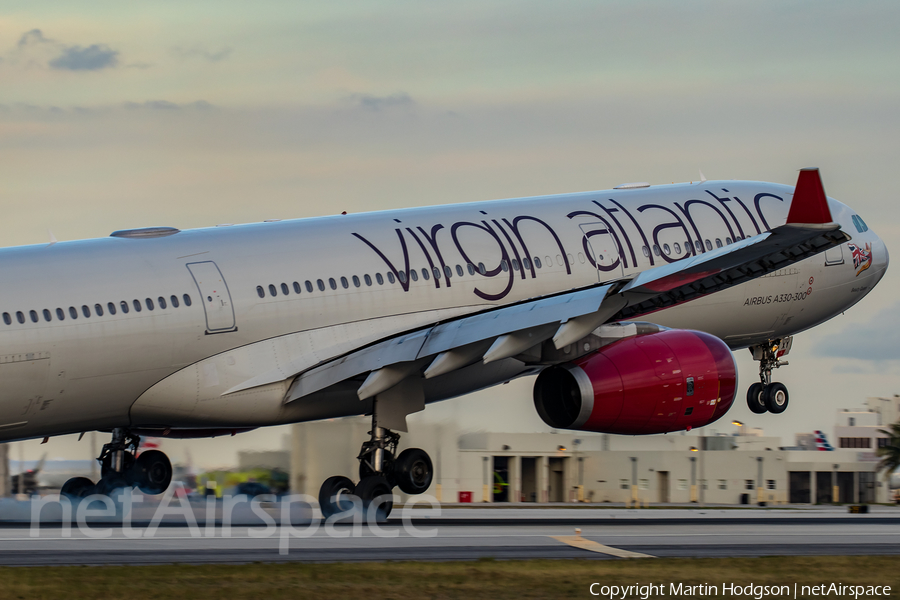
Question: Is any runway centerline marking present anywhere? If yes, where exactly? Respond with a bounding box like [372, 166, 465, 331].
[550, 536, 654, 558]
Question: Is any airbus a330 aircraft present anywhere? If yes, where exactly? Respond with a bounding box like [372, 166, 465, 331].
[0, 168, 887, 516]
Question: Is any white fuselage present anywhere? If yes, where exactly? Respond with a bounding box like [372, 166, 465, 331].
[0, 180, 887, 442]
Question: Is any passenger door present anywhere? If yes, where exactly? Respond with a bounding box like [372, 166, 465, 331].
[186, 261, 237, 333]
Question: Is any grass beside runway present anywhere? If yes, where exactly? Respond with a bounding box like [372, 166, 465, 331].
[1, 556, 899, 599]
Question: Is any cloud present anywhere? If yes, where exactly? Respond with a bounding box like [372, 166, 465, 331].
[171, 46, 233, 63]
[17, 29, 53, 47]
[49, 44, 119, 71]
[121, 100, 214, 111]
[349, 93, 415, 112]
[815, 302, 900, 362]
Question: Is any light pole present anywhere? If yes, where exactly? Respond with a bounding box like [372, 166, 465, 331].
[756, 456, 764, 505]
[689, 449, 698, 503]
[629, 456, 638, 506]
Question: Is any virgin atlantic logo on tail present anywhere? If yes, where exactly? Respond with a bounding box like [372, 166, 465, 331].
[848, 242, 873, 276]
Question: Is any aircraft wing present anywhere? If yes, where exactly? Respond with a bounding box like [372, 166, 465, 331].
[281, 168, 848, 403]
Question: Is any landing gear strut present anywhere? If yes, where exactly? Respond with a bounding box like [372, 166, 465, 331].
[318, 398, 434, 521]
[747, 337, 791, 415]
[60, 428, 173, 499]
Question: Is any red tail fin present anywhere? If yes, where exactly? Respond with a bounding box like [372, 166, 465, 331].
[786, 168, 833, 225]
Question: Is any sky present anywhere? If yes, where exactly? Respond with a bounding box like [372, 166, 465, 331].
[2, 0, 900, 469]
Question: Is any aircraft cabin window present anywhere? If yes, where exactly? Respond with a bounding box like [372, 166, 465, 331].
[293, 282, 301, 294]
[340, 276, 349, 289]
[108, 302, 117, 315]
[269, 284, 277, 297]
[652, 245, 660, 256]
[133, 300, 142, 312]
[478, 263, 486, 275]
[158, 296, 167, 309]
[81, 305, 90, 318]
[375, 273, 383, 285]
[16, 311, 25, 324]
[523, 257, 532, 270]
[467, 263, 475, 276]
[674, 242, 682, 254]
[43, 309, 51, 322]
[726, 237, 732, 245]
[388, 272, 396, 284]
[364, 274, 372, 286]
[642, 246, 650, 257]
[715, 238, 723, 248]
[500, 260, 509, 272]
[695, 240, 703, 253]
[432, 267, 440, 280]
[444, 265, 452, 279]
[409, 270, 418, 282]
[512, 258, 520, 271]
[317, 279, 325, 291]
[120, 301, 129, 314]
[352, 275, 360, 287]
[545, 255, 552, 267]
[30, 310, 38, 323]
[534, 257, 542, 269]
[663, 244, 671, 255]
[421, 268, 429, 281]
[95, 304, 103, 317]
[2, 313, 9, 325]
[171, 295, 180, 308]
[456, 264, 464, 277]
[705, 239, 713, 251]
[56, 308, 65, 321]
[329, 278, 337, 290]
[305, 281, 314, 293]
[183, 294, 192, 306]
[146, 298, 154, 311]
[281, 283, 289, 295]
[69, 307, 78, 319]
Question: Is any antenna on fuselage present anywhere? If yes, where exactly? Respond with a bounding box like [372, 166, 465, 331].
[699, 170, 707, 183]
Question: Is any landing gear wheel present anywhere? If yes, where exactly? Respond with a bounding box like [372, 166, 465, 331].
[764, 382, 789, 414]
[359, 450, 395, 486]
[96, 473, 130, 497]
[133, 450, 173, 495]
[393, 448, 433, 495]
[354, 475, 393, 521]
[747, 382, 767, 414]
[318, 476, 356, 520]
[61, 477, 95, 499]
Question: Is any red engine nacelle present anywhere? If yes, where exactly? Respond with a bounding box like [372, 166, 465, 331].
[533, 329, 737, 435]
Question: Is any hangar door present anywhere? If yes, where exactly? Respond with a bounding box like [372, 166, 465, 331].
[186, 261, 236, 333]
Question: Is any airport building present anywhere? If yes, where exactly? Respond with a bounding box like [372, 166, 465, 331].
[289, 397, 897, 505]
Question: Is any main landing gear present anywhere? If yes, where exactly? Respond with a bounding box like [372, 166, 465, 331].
[318, 399, 434, 521]
[60, 427, 173, 500]
[746, 337, 792, 415]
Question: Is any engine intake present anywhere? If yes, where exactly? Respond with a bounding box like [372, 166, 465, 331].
[533, 329, 736, 435]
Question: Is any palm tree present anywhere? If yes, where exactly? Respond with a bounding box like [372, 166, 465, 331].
[876, 422, 900, 486]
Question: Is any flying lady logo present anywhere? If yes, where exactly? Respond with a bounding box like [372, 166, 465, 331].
[848, 242, 873, 276]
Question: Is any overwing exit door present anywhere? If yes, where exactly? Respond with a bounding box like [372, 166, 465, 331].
[578, 223, 623, 281]
[186, 261, 236, 333]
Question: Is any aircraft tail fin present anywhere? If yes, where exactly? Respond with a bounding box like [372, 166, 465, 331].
[787, 168, 834, 225]
[814, 430, 835, 451]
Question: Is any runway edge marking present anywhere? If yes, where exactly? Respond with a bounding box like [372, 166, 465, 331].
[550, 535, 655, 559]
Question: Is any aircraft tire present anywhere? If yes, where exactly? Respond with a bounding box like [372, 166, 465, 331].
[318, 475, 356, 520]
[394, 448, 433, 495]
[60, 476, 95, 499]
[764, 382, 789, 414]
[354, 475, 393, 521]
[96, 472, 130, 497]
[747, 383, 767, 414]
[133, 450, 173, 495]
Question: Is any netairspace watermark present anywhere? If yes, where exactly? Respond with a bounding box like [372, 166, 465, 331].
[26, 483, 439, 555]
[588, 582, 893, 600]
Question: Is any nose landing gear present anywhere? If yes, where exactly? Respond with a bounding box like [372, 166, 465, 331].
[60, 428, 173, 499]
[319, 398, 434, 521]
[746, 337, 791, 414]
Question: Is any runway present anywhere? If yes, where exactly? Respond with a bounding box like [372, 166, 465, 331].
[1, 504, 899, 566]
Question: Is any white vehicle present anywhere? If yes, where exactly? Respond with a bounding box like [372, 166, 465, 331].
[0, 168, 887, 516]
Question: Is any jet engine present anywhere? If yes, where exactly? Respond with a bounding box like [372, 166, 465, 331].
[533, 329, 736, 435]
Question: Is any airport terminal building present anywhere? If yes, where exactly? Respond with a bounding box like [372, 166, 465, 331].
[289, 397, 898, 505]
